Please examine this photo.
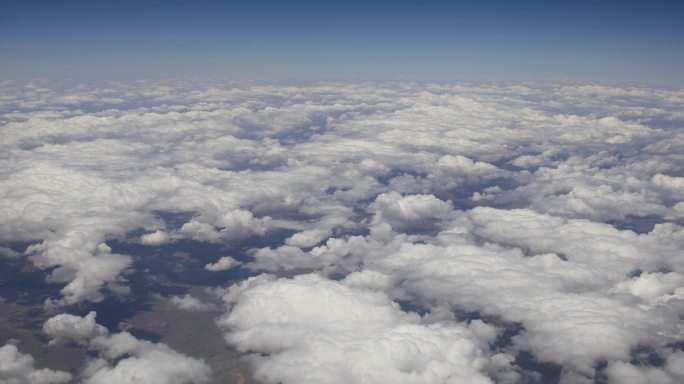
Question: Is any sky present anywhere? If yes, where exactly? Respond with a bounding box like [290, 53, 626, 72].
[1, 0, 683, 83]
[1, 3, 684, 383]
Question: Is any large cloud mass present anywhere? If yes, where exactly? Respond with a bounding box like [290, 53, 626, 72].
[217, 274, 494, 384]
[1, 80, 683, 383]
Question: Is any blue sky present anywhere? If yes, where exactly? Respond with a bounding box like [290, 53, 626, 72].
[1, 0, 683, 83]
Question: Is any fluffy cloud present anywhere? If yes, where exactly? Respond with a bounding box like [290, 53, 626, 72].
[0, 344, 71, 384]
[464, 207, 683, 279]
[139, 230, 170, 246]
[43, 312, 211, 384]
[176, 210, 271, 243]
[26, 235, 132, 306]
[204, 256, 241, 271]
[217, 274, 493, 384]
[373, 242, 678, 374]
[248, 206, 683, 379]
[43, 311, 108, 344]
[169, 294, 216, 311]
[83, 332, 211, 384]
[369, 192, 455, 232]
[604, 356, 684, 384]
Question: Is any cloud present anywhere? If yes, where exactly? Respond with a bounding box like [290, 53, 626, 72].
[4, 79, 677, 306]
[43, 311, 108, 344]
[369, 240, 678, 374]
[369, 192, 455, 232]
[464, 206, 682, 279]
[272, 207, 683, 379]
[436, 155, 503, 183]
[350, 206, 682, 378]
[169, 294, 215, 311]
[83, 332, 211, 384]
[176, 220, 223, 243]
[175, 210, 271, 243]
[43, 312, 212, 384]
[139, 230, 171, 246]
[204, 256, 241, 271]
[604, 358, 684, 384]
[26, 235, 132, 306]
[0, 344, 72, 384]
[0, 246, 20, 259]
[217, 274, 493, 384]
[653, 173, 684, 194]
[611, 272, 684, 304]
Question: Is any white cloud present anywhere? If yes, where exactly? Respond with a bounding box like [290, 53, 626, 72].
[174, 210, 272, 243]
[436, 155, 502, 180]
[26, 233, 132, 306]
[285, 214, 353, 248]
[604, 360, 679, 384]
[176, 220, 223, 243]
[83, 332, 211, 384]
[510, 152, 555, 168]
[43, 311, 108, 344]
[368, 239, 677, 374]
[0, 344, 72, 384]
[43, 312, 212, 384]
[278, 207, 683, 379]
[169, 294, 215, 311]
[204, 256, 241, 271]
[217, 274, 493, 384]
[464, 207, 682, 279]
[341, 269, 395, 291]
[653, 173, 684, 194]
[612, 272, 684, 305]
[369, 192, 455, 231]
[665, 351, 684, 378]
[139, 230, 170, 246]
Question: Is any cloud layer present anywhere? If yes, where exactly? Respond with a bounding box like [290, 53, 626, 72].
[1, 79, 683, 383]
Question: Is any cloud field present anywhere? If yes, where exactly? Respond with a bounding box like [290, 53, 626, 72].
[1, 79, 683, 383]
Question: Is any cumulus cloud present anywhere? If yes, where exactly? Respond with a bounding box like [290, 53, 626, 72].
[0, 344, 71, 384]
[436, 155, 503, 183]
[26, 235, 132, 306]
[43, 311, 211, 384]
[175, 210, 271, 243]
[43, 311, 108, 344]
[369, 192, 455, 232]
[370, 241, 679, 374]
[244, 206, 684, 379]
[204, 256, 241, 271]
[604, 358, 684, 384]
[653, 173, 684, 196]
[139, 230, 171, 246]
[217, 274, 492, 384]
[169, 294, 216, 311]
[83, 332, 211, 384]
